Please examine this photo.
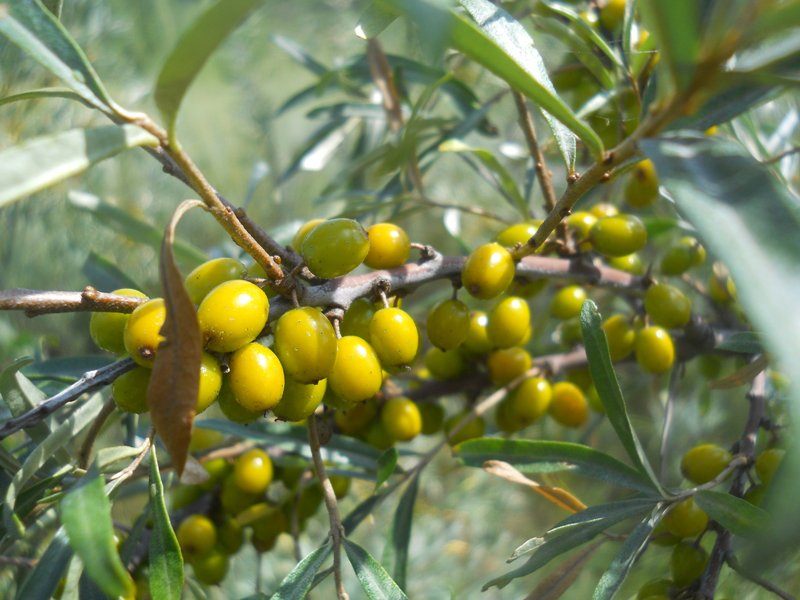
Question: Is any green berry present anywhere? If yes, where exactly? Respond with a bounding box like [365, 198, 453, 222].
[462, 243, 515, 299]
[301, 218, 370, 279]
[184, 257, 246, 305]
[644, 283, 692, 329]
[273, 307, 337, 383]
[427, 298, 471, 351]
[89, 288, 148, 354]
[590, 214, 647, 257]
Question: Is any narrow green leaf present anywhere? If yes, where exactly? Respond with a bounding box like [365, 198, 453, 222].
[539, 1, 622, 69]
[83, 251, 143, 292]
[546, 499, 658, 540]
[60, 468, 134, 598]
[694, 490, 770, 537]
[0, 87, 90, 108]
[270, 543, 333, 600]
[69, 191, 207, 269]
[343, 490, 392, 535]
[592, 506, 666, 600]
[439, 139, 529, 217]
[24, 356, 113, 383]
[14, 528, 72, 600]
[270, 34, 329, 77]
[3, 392, 104, 537]
[355, 1, 399, 39]
[715, 331, 763, 354]
[387, 474, 419, 590]
[638, 0, 700, 91]
[343, 538, 409, 600]
[148, 447, 184, 600]
[379, 0, 603, 161]
[375, 447, 399, 490]
[155, 0, 266, 137]
[0, 358, 53, 443]
[0, 125, 158, 208]
[455, 438, 659, 494]
[580, 301, 663, 494]
[0, 0, 113, 109]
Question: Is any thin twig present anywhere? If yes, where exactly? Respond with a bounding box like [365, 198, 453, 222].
[0, 358, 136, 440]
[762, 146, 800, 165]
[0, 287, 146, 317]
[512, 91, 559, 213]
[78, 399, 117, 469]
[412, 194, 512, 223]
[308, 416, 349, 600]
[726, 554, 796, 600]
[108, 431, 154, 486]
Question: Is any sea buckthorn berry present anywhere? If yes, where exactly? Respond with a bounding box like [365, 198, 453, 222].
[418, 402, 445, 435]
[365, 420, 394, 450]
[496, 220, 542, 248]
[89, 288, 148, 354]
[660, 236, 706, 275]
[217, 380, 262, 424]
[495, 398, 520, 434]
[650, 520, 681, 547]
[445, 412, 486, 446]
[274, 307, 337, 383]
[200, 457, 230, 491]
[190, 427, 225, 453]
[487, 296, 530, 348]
[558, 317, 583, 347]
[462, 243, 515, 299]
[273, 378, 326, 422]
[636, 579, 675, 600]
[590, 214, 647, 257]
[381, 397, 422, 442]
[329, 475, 351, 498]
[301, 218, 370, 279]
[708, 262, 737, 304]
[680, 443, 732, 484]
[191, 549, 229, 585]
[550, 286, 587, 320]
[341, 297, 376, 341]
[602, 314, 636, 362]
[112, 366, 151, 414]
[184, 257, 247, 305]
[292, 218, 324, 251]
[624, 159, 659, 208]
[462, 311, 493, 356]
[744, 484, 766, 506]
[370, 307, 419, 366]
[487, 347, 532, 386]
[251, 504, 288, 550]
[755, 448, 785, 485]
[599, 0, 625, 29]
[364, 222, 410, 269]
[670, 542, 708, 587]
[123, 298, 166, 367]
[228, 343, 285, 412]
[427, 298, 471, 351]
[220, 472, 260, 515]
[663, 497, 709, 538]
[217, 516, 244, 555]
[635, 326, 675, 374]
[328, 336, 383, 402]
[565, 366, 593, 390]
[644, 283, 692, 329]
[196, 352, 223, 413]
[507, 377, 552, 426]
[233, 448, 273, 495]
[589, 202, 619, 219]
[608, 252, 644, 275]
[424, 347, 466, 380]
[549, 382, 589, 428]
[198, 284, 267, 355]
[565, 211, 597, 251]
[176, 514, 217, 558]
[334, 399, 378, 435]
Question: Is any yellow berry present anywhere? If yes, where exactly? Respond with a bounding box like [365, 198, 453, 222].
[602, 314, 636, 362]
[370, 307, 419, 366]
[488, 296, 531, 348]
[381, 397, 422, 442]
[590, 214, 647, 257]
[644, 283, 692, 329]
[197, 280, 269, 353]
[607, 252, 644, 275]
[549, 382, 589, 428]
[196, 351, 223, 413]
[462, 311, 493, 356]
[301, 218, 370, 278]
[565, 211, 597, 251]
[663, 497, 708, 538]
[680, 443, 732, 484]
[624, 159, 659, 208]
[599, 0, 626, 30]
[233, 448, 273, 495]
[217, 380, 262, 423]
[123, 298, 166, 367]
[273, 378, 327, 422]
[670, 542, 708, 587]
[635, 326, 675, 374]
[273, 307, 337, 383]
[427, 298, 471, 351]
[176, 514, 216, 558]
[191, 548, 229, 585]
[184, 258, 247, 305]
[228, 343, 285, 412]
[507, 377, 552, 426]
[495, 220, 542, 248]
[589, 203, 619, 219]
[328, 336, 383, 402]
[462, 243, 515, 299]
[660, 236, 706, 275]
[112, 366, 151, 414]
[550, 285, 587, 320]
[364, 222, 410, 269]
[90, 288, 148, 354]
[487, 347, 532, 386]
[755, 448, 785, 485]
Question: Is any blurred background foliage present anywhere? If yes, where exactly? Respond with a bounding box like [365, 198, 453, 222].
[1, 0, 798, 598]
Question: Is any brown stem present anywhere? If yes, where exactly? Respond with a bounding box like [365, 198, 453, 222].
[512, 91, 559, 214]
[78, 399, 117, 469]
[0, 287, 146, 316]
[308, 415, 349, 600]
[726, 554, 796, 600]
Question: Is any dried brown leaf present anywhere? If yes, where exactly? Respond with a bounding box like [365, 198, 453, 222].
[483, 460, 587, 513]
[148, 200, 204, 476]
[710, 355, 768, 389]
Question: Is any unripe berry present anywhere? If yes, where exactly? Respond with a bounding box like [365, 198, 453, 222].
[301, 218, 370, 278]
[445, 412, 485, 446]
[662, 497, 708, 538]
[228, 342, 285, 412]
[636, 579, 675, 600]
[660, 236, 706, 275]
[292, 218, 324, 251]
[328, 336, 383, 402]
[340, 297, 376, 341]
[123, 298, 166, 367]
[590, 214, 647, 257]
[462, 311, 493, 356]
[272, 378, 326, 422]
[487, 296, 531, 348]
[507, 377, 552, 426]
[549, 382, 589, 428]
[550, 285, 587, 320]
[89, 288, 148, 354]
[670, 542, 708, 586]
[644, 283, 692, 329]
[495, 220, 543, 248]
[599, 0, 626, 30]
[233, 448, 273, 495]
[635, 326, 675, 374]
[755, 448, 785, 485]
[708, 263, 737, 304]
[602, 314, 636, 362]
[427, 298, 471, 350]
[424, 347, 465, 380]
[197, 280, 269, 353]
[418, 402, 445, 435]
[273, 307, 337, 383]
[176, 514, 216, 558]
[217, 380, 262, 423]
[334, 399, 378, 435]
[112, 366, 151, 414]
[607, 252, 644, 275]
[565, 211, 597, 251]
[370, 307, 419, 366]
[624, 159, 659, 208]
[364, 222, 410, 269]
[381, 397, 422, 442]
[680, 443, 732, 484]
[184, 257, 247, 305]
[462, 243, 515, 299]
[191, 549, 229, 585]
[487, 347, 532, 386]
